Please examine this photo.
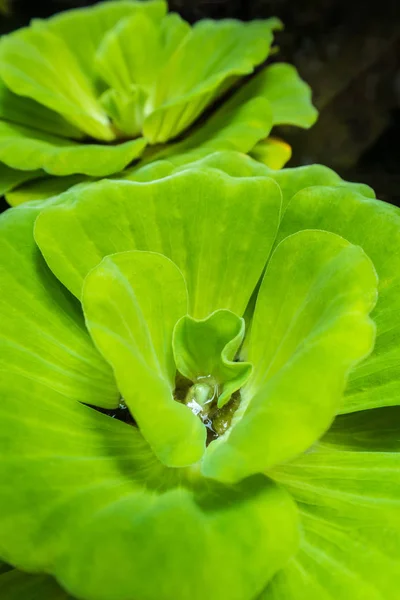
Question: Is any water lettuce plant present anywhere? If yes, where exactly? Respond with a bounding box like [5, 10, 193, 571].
[1, 150, 399, 599]
[0, 0, 317, 205]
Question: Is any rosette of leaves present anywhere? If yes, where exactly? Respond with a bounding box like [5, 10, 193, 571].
[0, 0, 317, 205]
[1, 150, 400, 599]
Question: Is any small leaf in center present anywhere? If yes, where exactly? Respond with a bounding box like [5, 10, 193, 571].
[172, 309, 252, 435]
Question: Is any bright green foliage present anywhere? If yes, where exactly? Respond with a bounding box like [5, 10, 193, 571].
[0, 162, 43, 197]
[240, 63, 317, 128]
[0, 120, 147, 176]
[266, 408, 400, 599]
[173, 309, 252, 408]
[141, 17, 280, 143]
[45, 1, 167, 81]
[83, 250, 206, 466]
[277, 186, 400, 413]
[0, 206, 119, 408]
[0, 0, 317, 201]
[250, 136, 292, 169]
[1, 153, 399, 599]
[202, 230, 377, 483]
[0, 26, 114, 140]
[33, 169, 282, 312]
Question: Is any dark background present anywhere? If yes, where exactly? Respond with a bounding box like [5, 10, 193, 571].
[1, 0, 400, 205]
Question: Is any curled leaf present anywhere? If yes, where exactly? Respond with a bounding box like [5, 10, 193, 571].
[173, 309, 252, 409]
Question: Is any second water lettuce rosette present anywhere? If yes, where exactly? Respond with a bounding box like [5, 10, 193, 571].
[1, 151, 400, 599]
[0, 0, 317, 203]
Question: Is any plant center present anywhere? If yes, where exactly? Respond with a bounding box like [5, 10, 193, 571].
[174, 373, 241, 443]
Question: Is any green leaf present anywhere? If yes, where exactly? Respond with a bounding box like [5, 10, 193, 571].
[265, 408, 400, 600]
[167, 152, 375, 210]
[202, 230, 377, 483]
[45, 0, 167, 84]
[160, 63, 316, 164]
[278, 186, 400, 412]
[179, 152, 374, 207]
[161, 94, 273, 158]
[0, 120, 146, 176]
[173, 309, 252, 409]
[238, 63, 318, 128]
[35, 168, 282, 317]
[6, 174, 91, 207]
[143, 18, 281, 142]
[99, 85, 147, 137]
[0, 78, 84, 140]
[96, 12, 189, 94]
[250, 136, 292, 169]
[151, 65, 319, 163]
[0, 27, 114, 140]
[0, 567, 73, 599]
[266, 164, 375, 212]
[122, 155, 176, 182]
[0, 205, 118, 409]
[83, 250, 206, 467]
[0, 376, 298, 600]
[95, 11, 190, 137]
[0, 162, 43, 196]
[169, 149, 283, 176]
[96, 13, 158, 93]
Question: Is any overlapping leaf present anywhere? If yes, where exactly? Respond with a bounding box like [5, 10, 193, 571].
[96, 12, 189, 94]
[0, 162, 43, 197]
[250, 136, 292, 169]
[34, 168, 282, 315]
[0, 1, 318, 193]
[143, 18, 280, 142]
[1, 154, 399, 600]
[265, 408, 400, 599]
[278, 186, 400, 412]
[202, 230, 377, 482]
[0, 78, 83, 139]
[0, 205, 118, 408]
[0, 27, 114, 140]
[168, 151, 375, 207]
[45, 0, 167, 84]
[83, 250, 206, 466]
[155, 63, 317, 162]
[0, 121, 146, 176]
[5, 175, 91, 207]
[0, 376, 298, 600]
[239, 63, 318, 128]
[173, 309, 252, 408]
